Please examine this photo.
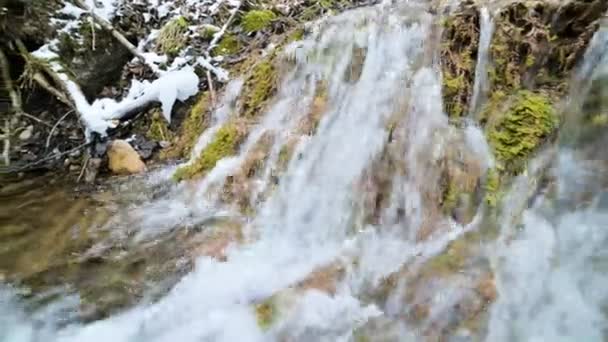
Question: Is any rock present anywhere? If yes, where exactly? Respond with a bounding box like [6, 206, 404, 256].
[107, 140, 147, 175]
[18, 125, 33, 141]
[85, 158, 102, 183]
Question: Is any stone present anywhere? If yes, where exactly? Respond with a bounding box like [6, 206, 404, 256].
[85, 158, 102, 183]
[18, 125, 33, 141]
[107, 140, 147, 175]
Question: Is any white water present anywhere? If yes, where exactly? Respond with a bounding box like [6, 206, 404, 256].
[469, 6, 494, 116]
[2, 2, 608, 342]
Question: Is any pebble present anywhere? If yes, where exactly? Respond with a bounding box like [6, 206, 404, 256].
[18, 125, 34, 141]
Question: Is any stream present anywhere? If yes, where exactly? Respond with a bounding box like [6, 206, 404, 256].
[1, 1, 608, 341]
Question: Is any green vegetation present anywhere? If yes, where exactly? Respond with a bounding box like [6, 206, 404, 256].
[146, 110, 173, 142]
[484, 168, 500, 207]
[254, 298, 277, 330]
[173, 123, 242, 181]
[241, 10, 276, 33]
[241, 59, 277, 117]
[157, 16, 189, 56]
[162, 94, 210, 159]
[487, 91, 558, 174]
[440, 5, 480, 118]
[213, 34, 240, 55]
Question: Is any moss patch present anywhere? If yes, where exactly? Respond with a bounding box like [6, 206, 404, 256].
[213, 34, 241, 56]
[241, 10, 276, 34]
[157, 16, 189, 56]
[254, 298, 277, 330]
[484, 168, 500, 207]
[240, 58, 278, 118]
[488, 0, 606, 96]
[146, 110, 173, 142]
[173, 122, 243, 181]
[162, 93, 210, 159]
[487, 91, 558, 174]
[440, 2, 480, 118]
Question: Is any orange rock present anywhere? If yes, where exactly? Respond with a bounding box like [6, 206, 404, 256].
[107, 140, 146, 175]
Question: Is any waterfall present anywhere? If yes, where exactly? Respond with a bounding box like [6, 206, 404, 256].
[469, 6, 494, 117]
[1, 2, 607, 342]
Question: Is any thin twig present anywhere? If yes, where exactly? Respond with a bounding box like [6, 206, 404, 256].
[4, 141, 91, 173]
[19, 112, 53, 128]
[207, 3, 241, 53]
[90, 16, 96, 51]
[45, 110, 75, 151]
[77, 154, 90, 183]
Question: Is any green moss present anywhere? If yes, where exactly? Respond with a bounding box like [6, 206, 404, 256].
[440, 6, 480, 119]
[590, 113, 608, 126]
[157, 16, 189, 56]
[199, 25, 219, 40]
[525, 55, 535, 68]
[487, 91, 558, 173]
[146, 111, 173, 142]
[173, 123, 241, 181]
[442, 180, 460, 214]
[213, 34, 240, 55]
[484, 168, 500, 207]
[241, 59, 277, 117]
[162, 94, 210, 159]
[241, 10, 276, 34]
[288, 27, 305, 42]
[255, 298, 277, 330]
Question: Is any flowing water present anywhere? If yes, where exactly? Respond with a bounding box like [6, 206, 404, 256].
[1, 1, 608, 341]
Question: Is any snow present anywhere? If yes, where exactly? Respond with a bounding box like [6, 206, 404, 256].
[84, 0, 120, 21]
[73, 66, 200, 135]
[60, 3, 86, 18]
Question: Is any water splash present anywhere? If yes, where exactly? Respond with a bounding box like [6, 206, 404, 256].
[469, 7, 495, 116]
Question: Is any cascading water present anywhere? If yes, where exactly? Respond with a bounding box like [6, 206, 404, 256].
[1, 1, 607, 342]
[486, 24, 608, 341]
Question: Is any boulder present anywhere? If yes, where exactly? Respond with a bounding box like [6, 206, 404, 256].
[107, 140, 146, 175]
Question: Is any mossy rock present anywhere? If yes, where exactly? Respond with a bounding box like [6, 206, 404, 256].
[241, 10, 276, 34]
[440, 1, 480, 118]
[55, 22, 132, 97]
[488, 0, 606, 95]
[173, 122, 245, 181]
[161, 93, 210, 160]
[240, 57, 278, 118]
[157, 16, 189, 56]
[486, 90, 558, 174]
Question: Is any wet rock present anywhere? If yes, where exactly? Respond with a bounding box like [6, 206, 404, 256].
[107, 140, 146, 175]
[18, 125, 33, 141]
[131, 135, 157, 160]
[85, 158, 102, 183]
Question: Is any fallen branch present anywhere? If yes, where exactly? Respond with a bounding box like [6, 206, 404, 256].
[15, 39, 75, 109]
[207, 3, 241, 53]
